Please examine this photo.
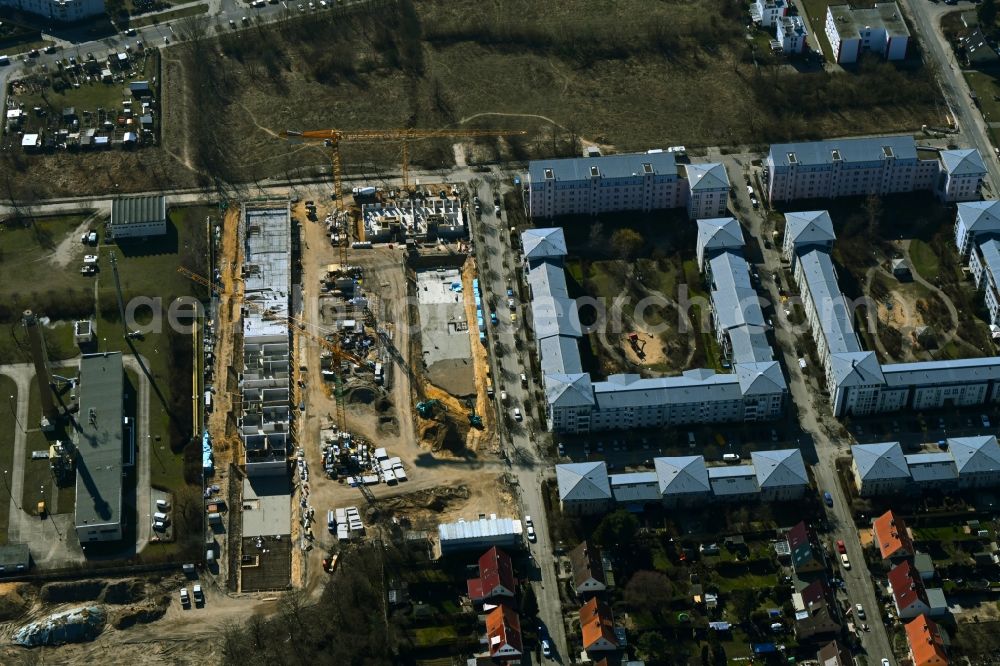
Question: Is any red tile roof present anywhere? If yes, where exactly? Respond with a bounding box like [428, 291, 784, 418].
[485, 604, 522, 658]
[905, 614, 948, 666]
[467, 547, 516, 602]
[580, 597, 618, 651]
[873, 510, 915, 560]
[888, 561, 928, 612]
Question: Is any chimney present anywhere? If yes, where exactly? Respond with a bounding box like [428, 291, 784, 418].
[22, 310, 58, 429]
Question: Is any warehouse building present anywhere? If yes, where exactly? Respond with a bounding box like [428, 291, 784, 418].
[766, 137, 984, 204]
[107, 195, 167, 240]
[75, 352, 125, 544]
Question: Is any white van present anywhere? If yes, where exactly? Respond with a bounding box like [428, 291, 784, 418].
[156, 499, 170, 511]
[153, 511, 169, 522]
[513, 408, 522, 421]
[722, 453, 741, 463]
[327, 510, 336, 532]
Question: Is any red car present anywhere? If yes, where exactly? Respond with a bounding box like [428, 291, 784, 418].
[836, 540, 846, 554]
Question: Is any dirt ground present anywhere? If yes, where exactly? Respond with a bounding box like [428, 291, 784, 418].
[0, 575, 279, 665]
[294, 203, 509, 592]
[620, 330, 668, 367]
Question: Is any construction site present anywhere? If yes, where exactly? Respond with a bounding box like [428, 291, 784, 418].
[198, 129, 514, 596]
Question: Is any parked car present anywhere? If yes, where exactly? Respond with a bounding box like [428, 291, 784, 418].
[193, 584, 204, 605]
[823, 491, 833, 507]
[526, 524, 536, 542]
[840, 553, 851, 569]
[500, 390, 508, 402]
[179, 588, 190, 607]
[855, 604, 865, 620]
[524, 515, 533, 527]
[541, 638, 552, 657]
[83, 254, 98, 264]
[836, 539, 846, 554]
[982, 414, 991, 428]
[513, 408, 522, 421]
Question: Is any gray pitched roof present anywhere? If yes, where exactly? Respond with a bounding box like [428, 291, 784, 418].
[736, 361, 786, 395]
[785, 211, 836, 248]
[539, 335, 583, 375]
[957, 201, 1000, 238]
[905, 453, 958, 483]
[769, 136, 917, 169]
[796, 249, 863, 356]
[527, 260, 570, 301]
[592, 372, 743, 410]
[728, 326, 774, 364]
[830, 352, 885, 388]
[687, 162, 730, 191]
[852, 442, 910, 481]
[698, 218, 744, 266]
[940, 148, 986, 176]
[947, 436, 1000, 475]
[557, 462, 612, 501]
[531, 296, 582, 340]
[529, 151, 678, 183]
[522, 227, 568, 261]
[752, 449, 807, 488]
[880, 357, 1000, 387]
[655, 456, 711, 495]
[110, 195, 166, 226]
[544, 372, 595, 408]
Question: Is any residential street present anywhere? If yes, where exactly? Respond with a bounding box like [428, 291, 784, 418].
[470, 173, 570, 662]
[901, 0, 1000, 190]
[723, 158, 897, 665]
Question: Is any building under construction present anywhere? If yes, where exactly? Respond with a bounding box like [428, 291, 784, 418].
[239, 205, 292, 477]
[361, 195, 466, 242]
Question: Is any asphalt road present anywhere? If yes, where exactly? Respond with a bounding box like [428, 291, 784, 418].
[900, 0, 1000, 191]
[469, 173, 569, 663]
[724, 157, 897, 664]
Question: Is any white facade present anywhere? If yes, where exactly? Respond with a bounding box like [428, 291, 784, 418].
[527, 151, 687, 220]
[0, 0, 104, 22]
[752, 0, 789, 27]
[686, 163, 730, 220]
[825, 3, 909, 65]
[778, 15, 808, 54]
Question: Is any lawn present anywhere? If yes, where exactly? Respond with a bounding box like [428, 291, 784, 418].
[908, 239, 942, 282]
[0, 214, 94, 297]
[913, 525, 983, 542]
[411, 625, 458, 648]
[129, 2, 207, 28]
[965, 70, 1000, 127]
[0, 374, 17, 544]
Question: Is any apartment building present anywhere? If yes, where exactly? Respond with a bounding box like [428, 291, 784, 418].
[825, 3, 909, 64]
[957, 201, 1000, 326]
[686, 163, 731, 220]
[526, 151, 731, 221]
[786, 211, 1000, 417]
[766, 136, 984, 204]
[852, 436, 1000, 495]
[528, 224, 785, 434]
[751, 0, 789, 27]
[778, 15, 809, 54]
[557, 450, 808, 513]
[0, 0, 104, 22]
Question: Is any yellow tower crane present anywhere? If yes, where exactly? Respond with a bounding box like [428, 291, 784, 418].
[282, 126, 528, 264]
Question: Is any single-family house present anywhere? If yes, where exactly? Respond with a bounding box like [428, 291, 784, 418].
[888, 561, 934, 620]
[466, 547, 516, 603]
[580, 597, 619, 653]
[787, 521, 825, 574]
[569, 541, 607, 596]
[905, 614, 948, 666]
[483, 604, 522, 660]
[873, 510, 914, 561]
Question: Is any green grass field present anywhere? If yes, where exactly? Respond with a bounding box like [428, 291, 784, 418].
[908, 239, 942, 282]
[130, 3, 208, 28]
[0, 214, 94, 295]
[965, 70, 1000, 127]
